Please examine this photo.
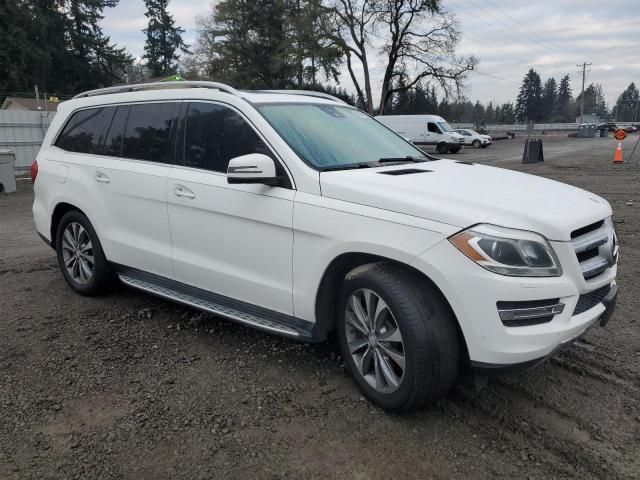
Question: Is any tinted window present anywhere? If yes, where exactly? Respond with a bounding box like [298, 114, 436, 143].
[102, 106, 129, 157]
[183, 102, 272, 172]
[427, 122, 440, 134]
[55, 107, 114, 154]
[121, 103, 178, 162]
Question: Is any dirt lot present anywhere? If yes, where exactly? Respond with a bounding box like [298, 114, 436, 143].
[1, 135, 639, 479]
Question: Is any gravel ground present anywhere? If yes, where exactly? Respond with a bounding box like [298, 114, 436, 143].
[1, 135, 639, 479]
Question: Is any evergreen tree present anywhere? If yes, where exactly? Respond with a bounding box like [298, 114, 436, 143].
[496, 103, 515, 124]
[472, 101, 485, 126]
[541, 77, 557, 121]
[556, 74, 573, 122]
[143, 0, 189, 77]
[485, 101, 495, 124]
[575, 83, 607, 120]
[195, 0, 338, 89]
[515, 69, 543, 122]
[612, 82, 639, 122]
[1, 0, 130, 96]
[67, 0, 132, 91]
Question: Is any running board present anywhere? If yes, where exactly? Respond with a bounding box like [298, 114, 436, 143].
[118, 271, 314, 340]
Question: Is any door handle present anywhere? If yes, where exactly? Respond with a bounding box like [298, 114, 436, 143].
[95, 171, 110, 183]
[173, 185, 196, 199]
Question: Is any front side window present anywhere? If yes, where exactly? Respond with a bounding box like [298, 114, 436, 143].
[121, 103, 178, 162]
[55, 107, 114, 154]
[427, 122, 440, 134]
[257, 104, 427, 170]
[182, 102, 272, 173]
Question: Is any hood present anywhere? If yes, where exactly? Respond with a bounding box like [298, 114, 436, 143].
[319, 160, 612, 241]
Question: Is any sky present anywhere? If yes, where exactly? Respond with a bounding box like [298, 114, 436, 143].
[102, 0, 640, 108]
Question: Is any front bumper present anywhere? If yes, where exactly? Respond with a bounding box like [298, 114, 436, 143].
[411, 239, 618, 368]
[471, 283, 618, 375]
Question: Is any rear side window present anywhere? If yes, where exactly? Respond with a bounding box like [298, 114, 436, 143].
[182, 102, 272, 172]
[121, 103, 178, 163]
[55, 107, 114, 154]
[102, 106, 129, 157]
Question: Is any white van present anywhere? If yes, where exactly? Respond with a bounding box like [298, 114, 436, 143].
[376, 115, 465, 154]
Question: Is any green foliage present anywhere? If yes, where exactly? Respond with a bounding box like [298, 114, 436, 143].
[143, 0, 189, 77]
[556, 74, 573, 122]
[195, 0, 340, 89]
[612, 82, 639, 122]
[541, 77, 557, 121]
[516, 69, 543, 122]
[575, 83, 608, 120]
[0, 0, 131, 97]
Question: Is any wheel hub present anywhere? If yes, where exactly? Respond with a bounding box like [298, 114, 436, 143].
[367, 333, 377, 348]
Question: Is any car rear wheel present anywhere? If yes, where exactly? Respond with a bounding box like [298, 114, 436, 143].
[56, 210, 114, 296]
[337, 263, 460, 412]
[472, 139, 481, 148]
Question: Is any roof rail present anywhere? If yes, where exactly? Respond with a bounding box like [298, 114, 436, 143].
[73, 81, 243, 99]
[256, 90, 348, 105]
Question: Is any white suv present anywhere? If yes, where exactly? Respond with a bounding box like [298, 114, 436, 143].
[32, 81, 618, 411]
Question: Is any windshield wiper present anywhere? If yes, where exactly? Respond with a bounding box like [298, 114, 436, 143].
[321, 162, 373, 172]
[378, 156, 427, 164]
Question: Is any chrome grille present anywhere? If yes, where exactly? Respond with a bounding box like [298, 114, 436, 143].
[571, 218, 617, 281]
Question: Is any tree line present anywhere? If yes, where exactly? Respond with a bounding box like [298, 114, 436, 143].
[1, 1, 637, 123]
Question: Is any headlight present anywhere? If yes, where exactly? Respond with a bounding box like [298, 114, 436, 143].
[449, 224, 562, 277]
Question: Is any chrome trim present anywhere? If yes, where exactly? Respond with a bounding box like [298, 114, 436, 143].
[118, 274, 300, 337]
[498, 303, 565, 322]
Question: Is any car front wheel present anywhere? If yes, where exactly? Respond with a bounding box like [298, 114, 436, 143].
[337, 263, 460, 412]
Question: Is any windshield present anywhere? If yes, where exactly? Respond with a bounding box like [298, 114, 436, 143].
[256, 103, 427, 170]
[437, 121, 454, 133]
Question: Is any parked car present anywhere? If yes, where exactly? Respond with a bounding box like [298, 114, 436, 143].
[32, 81, 619, 412]
[454, 128, 492, 148]
[598, 122, 618, 132]
[375, 114, 464, 154]
[623, 125, 638, 134]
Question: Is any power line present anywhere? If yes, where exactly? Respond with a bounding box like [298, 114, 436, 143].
[448, 0, 561, 60]
[483, 0, 572, 59]
[366, 29, 520, 85]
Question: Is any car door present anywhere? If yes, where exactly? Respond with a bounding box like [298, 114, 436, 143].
[167, 101, 295, 315]
[426, 122, 442, 145]
[84, 102, 178, 277]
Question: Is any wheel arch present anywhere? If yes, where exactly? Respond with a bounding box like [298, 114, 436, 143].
[50, 202, 88, 248]
[313, 252, 470, 363]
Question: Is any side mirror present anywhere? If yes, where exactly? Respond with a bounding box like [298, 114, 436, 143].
[227, 153, 279, 186]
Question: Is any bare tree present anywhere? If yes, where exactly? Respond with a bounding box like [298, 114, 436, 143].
[323, 0, 477, 114]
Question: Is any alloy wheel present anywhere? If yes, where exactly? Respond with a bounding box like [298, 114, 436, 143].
[344, 288, 406, 393]
[61, 222, 94, 284]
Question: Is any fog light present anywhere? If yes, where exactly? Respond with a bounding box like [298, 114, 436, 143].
[497, 300, 565, 327]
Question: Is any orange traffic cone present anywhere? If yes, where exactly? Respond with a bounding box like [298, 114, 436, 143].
[613, 142, 623, 164]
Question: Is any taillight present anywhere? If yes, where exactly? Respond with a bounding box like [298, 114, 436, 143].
[31, 160, 38, 184]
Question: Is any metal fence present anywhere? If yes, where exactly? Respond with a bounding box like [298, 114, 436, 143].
[0, 111, 55, 172]
[451, 122, 636, 131]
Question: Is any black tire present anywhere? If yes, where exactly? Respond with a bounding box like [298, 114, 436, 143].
[448, 145, 461, 154]
[337, 262, 460, 412]
[480, 144, 489, 148]
[55, 210, 114, 296]
[436, 143, 449, 154]
[472, 139, 481, 148]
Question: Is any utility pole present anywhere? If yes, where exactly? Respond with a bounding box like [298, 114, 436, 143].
[577, 62, 592, 124]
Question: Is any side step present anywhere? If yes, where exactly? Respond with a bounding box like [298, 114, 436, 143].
[118, 272, 313, 340]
